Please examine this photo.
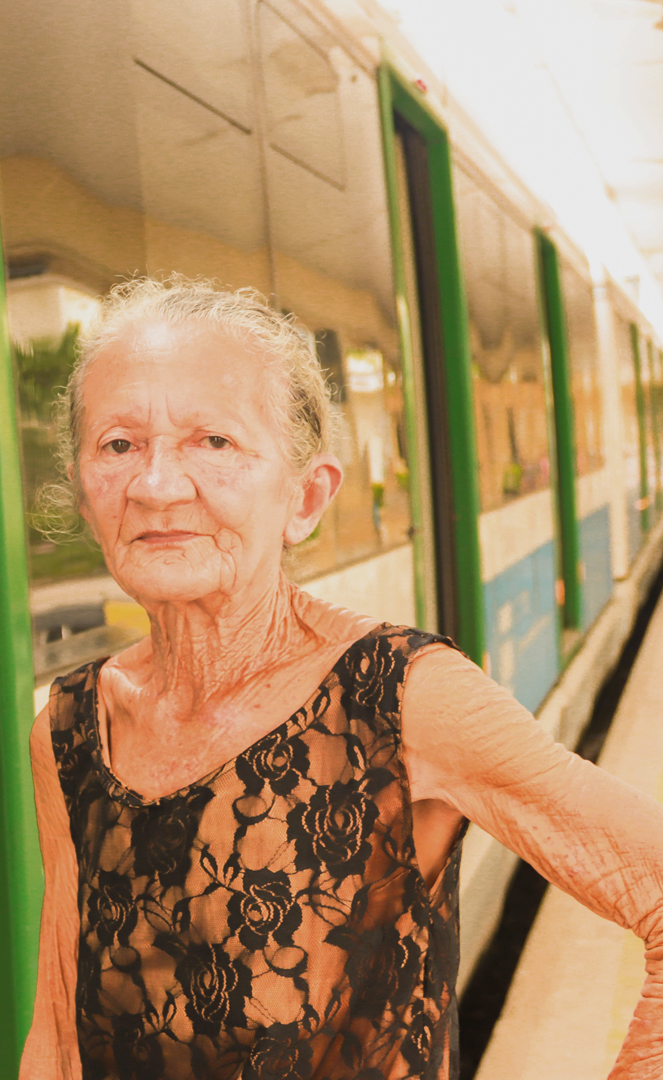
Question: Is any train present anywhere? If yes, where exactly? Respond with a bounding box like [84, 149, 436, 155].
[1, 0, 662, 1068]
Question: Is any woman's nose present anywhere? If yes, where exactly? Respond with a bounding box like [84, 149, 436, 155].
[125, 441, 197, 509]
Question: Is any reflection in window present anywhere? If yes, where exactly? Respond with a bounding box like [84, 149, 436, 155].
[132, 0, 253, 131]
[641, 334, 661, 518]
[7, 278, 105, 582]
[616, 316, 643, 562]
[653, 346, 663, 515]
[316, 329, 345, 403]
[1, 0, 411, 596]
[259, 0, 412, 581]
[259, 0, 345, 189]
[322, 345, 409, 569]
[560, 263, 604, 477]
[132, 57, 269, 286]
[454, 166, 550, 513]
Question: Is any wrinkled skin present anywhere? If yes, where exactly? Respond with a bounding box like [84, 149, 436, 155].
[76, 319, 379, 800]
[77, 319, 336, 608]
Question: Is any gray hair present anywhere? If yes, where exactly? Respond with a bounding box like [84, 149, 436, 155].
[38, 276, 335, 534]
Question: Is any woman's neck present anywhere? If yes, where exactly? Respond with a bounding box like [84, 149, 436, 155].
[99, 571, 379, 770]
[97, 577, 378, 798]
[138, 573, 317, 713]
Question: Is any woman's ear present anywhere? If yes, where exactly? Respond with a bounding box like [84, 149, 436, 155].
[283, 454, 343, 546]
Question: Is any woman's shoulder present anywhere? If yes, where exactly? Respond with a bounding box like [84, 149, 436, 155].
[342, 621, 463, 672]
[290, 585, 380, 642]
[292, 585, 459, 658]
[47, 657, 105, 733]
[402, 640, 510, 719]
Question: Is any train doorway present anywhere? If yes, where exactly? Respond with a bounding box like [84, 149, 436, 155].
[393, 117, 458, 640]
[378, 64, 484, 661]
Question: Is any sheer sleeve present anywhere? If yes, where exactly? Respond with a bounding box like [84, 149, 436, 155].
[20, 702, 81, 1080]
[401, 644, 663, 1078]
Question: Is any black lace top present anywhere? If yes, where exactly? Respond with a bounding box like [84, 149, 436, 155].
[50, 624, 467, 1080]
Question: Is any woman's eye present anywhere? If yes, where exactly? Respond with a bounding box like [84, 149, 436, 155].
[105, 439, 133, 455]
[201, 435, 229, 450]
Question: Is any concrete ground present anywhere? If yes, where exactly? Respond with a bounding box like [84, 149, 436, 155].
[475, 592, 663, 1080]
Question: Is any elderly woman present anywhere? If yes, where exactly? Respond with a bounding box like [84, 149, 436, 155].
[22, 278, 663, 1080]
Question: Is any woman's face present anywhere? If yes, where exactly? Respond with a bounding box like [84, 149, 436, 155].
[77, 318, 339, 607]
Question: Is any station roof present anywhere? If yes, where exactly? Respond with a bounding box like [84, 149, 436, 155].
[515, 0, 663, 295]
[391, 0, 663, 315]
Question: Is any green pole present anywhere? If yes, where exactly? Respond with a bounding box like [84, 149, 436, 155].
[0, 228, 41, 1070]
[630, 323, 650, 534]
[536, 233, 581, 629]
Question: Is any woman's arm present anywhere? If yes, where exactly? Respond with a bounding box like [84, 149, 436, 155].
[20, 704, 81, 1080]
[402, 645, 663, 1078]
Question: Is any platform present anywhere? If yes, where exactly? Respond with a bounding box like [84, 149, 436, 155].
[474, 592, 663, 1079]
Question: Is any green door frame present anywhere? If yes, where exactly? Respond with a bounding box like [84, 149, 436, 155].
[630, 323, 650, 534]
[378, 60, 484, 664]
[536, 232, 582, 630]
[0, 229, 41, 1070]
[646, 338, 662, 515]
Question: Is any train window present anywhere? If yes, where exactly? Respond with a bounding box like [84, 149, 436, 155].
[653, 344, 663, 515]
[0, 0, 274, 598]
[258, 0, 413, 599]
[130, 0, 272, 288]
[454, 163, 559, 708]
[615, 315, 645, 562]
[560, 264, 604, 477]
[258, 0, 345, 190]
[639, 333, 655, 520]
[132, 60, 269, 286]
[559, 262, 611, 627]
[453, 167, 550, 514]
[1, 0, 416, 628]
[641, 335, 662, 520]
[6, 279, 104, 583]
[132, 0, 254, 132]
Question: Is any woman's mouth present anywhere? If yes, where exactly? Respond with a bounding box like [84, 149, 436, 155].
[135, 531, 201, 544]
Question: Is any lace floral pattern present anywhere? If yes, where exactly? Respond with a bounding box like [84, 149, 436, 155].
[50, 626, 466, 1080]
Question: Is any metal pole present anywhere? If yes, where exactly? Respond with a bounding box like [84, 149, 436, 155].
[0, 227, 41, 1070]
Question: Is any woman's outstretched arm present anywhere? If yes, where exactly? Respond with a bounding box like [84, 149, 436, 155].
[402, 644, 663, 1079]
[20, 704, 81, 1080]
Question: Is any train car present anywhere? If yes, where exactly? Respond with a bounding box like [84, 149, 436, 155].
[1, 0, 662, 1066]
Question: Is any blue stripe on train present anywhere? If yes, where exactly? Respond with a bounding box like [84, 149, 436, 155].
[579, 504, 612, 631]
[484, 504, 613, 712]
[483, 540, 559, 714]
